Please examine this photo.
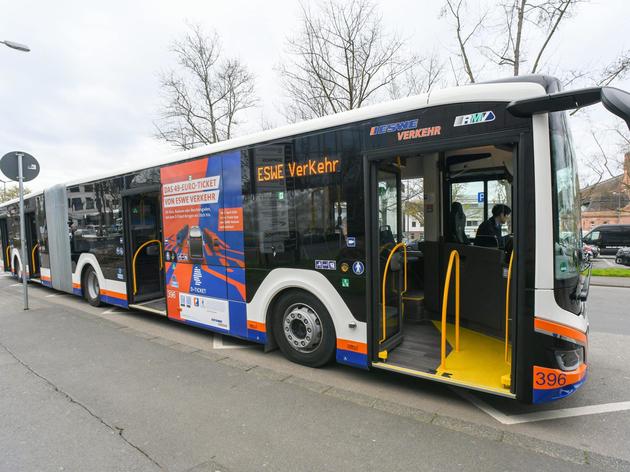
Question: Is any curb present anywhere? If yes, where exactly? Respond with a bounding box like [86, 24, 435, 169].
[590, 275, 630, 289]
[590, 281, 630, 288]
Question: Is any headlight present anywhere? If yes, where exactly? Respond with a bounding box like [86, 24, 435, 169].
[554, 347, 584, 371]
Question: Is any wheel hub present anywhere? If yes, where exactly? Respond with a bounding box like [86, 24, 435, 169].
[282, 303, 323, 353]
[87, 272, 100, 300]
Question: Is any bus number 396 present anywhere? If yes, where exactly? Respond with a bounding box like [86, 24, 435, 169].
[535, 371, 567, 387]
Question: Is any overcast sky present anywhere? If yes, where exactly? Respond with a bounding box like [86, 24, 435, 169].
[1, 0, 628, 192]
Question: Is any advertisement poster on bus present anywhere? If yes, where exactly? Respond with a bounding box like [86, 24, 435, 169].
[160, 151, 252, 340]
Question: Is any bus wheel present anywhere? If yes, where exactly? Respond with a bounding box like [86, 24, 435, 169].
[83, 266, 102, 307]
[273, 291, 335, 367]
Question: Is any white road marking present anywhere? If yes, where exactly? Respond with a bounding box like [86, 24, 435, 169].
[10, 283, 22, 287]
[212, 334, 253, 350]
[505, 401, 630, 423]
[456, 389, 630, 424]
[455, 389, 516, 424]
[45, 294, 63, 298]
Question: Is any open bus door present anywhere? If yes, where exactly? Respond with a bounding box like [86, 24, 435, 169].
[368, 140, 518, 398]
[123, 188, 166, 314]
[26, 212, 40, 279]
[373, 163, 405, 360]
[0, 218, 9, 272]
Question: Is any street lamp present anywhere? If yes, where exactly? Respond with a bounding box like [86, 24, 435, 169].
[1, 38, 30, 203]
[1, 40, 30, 52]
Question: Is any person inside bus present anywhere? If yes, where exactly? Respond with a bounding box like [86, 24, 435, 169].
[475, 204, 511, 248]
[449, 202, 470, 244]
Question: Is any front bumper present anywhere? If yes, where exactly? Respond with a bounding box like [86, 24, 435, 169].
[532, 363, 588, 403]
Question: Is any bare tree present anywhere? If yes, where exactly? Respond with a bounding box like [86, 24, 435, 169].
[441, 0, 630, 87]
[403, 179, 425, 230]
[0, 185, 31, 204]
[582, 125, 630, 190]
[389, 52, 447, 99]
[440, 0, 487, 83]
[597, 50, 630, 86]
[442, 0, 579, 81]
[155, 24, 257, 150]
[279, 0, 419, 122]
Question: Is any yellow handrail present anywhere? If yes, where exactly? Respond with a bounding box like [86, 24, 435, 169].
[31, 243, 40, 274]
[132, 239, 163, 295]
[440, 250, 460, 370]
[5, 245, 11, 269]
[505, 251, 515, 363]
[380, 242, 407, 343]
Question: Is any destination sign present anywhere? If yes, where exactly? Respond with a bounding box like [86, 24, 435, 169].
[257, 156, 340, 182]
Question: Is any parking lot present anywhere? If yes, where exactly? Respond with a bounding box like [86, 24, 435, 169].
[1, 273, 630, 471]
[592, 254, 629, 269]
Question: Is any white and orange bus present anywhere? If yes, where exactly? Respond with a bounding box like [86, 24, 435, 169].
[2, 75, 629, 403]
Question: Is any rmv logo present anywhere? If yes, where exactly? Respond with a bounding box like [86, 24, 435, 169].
[453, 111, 496, 127]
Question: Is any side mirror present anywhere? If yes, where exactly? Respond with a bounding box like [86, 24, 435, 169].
[601, 87, 630, 130]
[507, 85, 630, 131]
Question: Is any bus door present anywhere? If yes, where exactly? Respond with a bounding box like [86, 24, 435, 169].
[123, 190, 165, 307]
[0, 218, 9, 272]
[374, 164, 405, 358]
[368, 142, 517, 397]
[26, 212, 40, 279]
[438, 145, 516, 392]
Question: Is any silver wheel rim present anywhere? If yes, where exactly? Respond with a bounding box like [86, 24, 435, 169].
[87, 271, 100, 300]
[282, 303, 323, 353]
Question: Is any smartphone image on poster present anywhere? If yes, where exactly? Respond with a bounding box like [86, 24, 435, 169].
[189, 225, 205, 263]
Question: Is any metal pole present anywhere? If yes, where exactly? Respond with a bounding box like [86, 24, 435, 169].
[17, 153, 28, 310]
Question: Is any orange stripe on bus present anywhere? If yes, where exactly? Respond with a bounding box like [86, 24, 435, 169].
[72, 282, 81, 289]
[200, 265, 246, 301]
[41, 275, 51, 281]
[533, 364, 587, 390]
[247, 320, 266, 332]
[99, 289, 127, 301]
[534, 318, 587, 344]
[337, 339, 368, 354]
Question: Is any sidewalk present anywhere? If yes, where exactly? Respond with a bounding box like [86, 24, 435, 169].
[590, 276, 630, 288]
[0, 282, 616, 472]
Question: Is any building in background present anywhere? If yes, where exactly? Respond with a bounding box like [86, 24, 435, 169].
[581, 152, 630, 230]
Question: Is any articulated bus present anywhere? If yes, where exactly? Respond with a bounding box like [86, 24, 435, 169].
[2, 76, 629, 403]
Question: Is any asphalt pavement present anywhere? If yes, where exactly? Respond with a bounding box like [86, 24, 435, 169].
[592, 254, 629, 271]
[1, 275, 629, 471]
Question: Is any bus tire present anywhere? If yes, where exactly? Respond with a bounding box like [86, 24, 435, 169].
[82, 266, 102, 307]
[272, 290, 335, 368]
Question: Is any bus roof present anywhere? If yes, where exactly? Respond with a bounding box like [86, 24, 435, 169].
[1, 79, 547, 209]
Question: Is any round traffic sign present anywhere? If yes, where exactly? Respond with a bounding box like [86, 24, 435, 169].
[0, 151, 40, 182]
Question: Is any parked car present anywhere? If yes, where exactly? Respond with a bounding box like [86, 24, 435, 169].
[616, 247, 630, 266]
[583, 224, 630, 255]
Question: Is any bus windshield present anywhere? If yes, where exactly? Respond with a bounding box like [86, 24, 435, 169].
[550, 111, 582, 286]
